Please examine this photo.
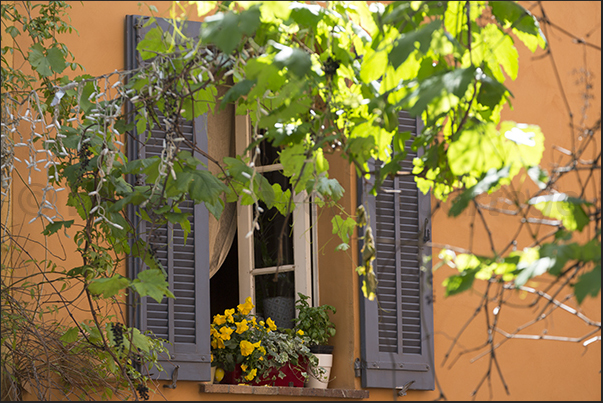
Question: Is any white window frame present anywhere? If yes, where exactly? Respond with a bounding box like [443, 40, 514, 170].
[235, 115, 316, 311]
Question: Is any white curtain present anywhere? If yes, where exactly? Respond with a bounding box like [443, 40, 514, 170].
[207, 85, 237, 278]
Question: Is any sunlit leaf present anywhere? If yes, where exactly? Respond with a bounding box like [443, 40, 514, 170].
[529, 194, 591, 232]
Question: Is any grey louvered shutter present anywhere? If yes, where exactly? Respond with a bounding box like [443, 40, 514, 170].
[358, 111, 434, 390]
[125, 15, 211, 382]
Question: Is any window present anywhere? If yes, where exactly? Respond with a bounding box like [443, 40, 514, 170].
[125, 15, 316, 382]
[357, 111, 435, 390]
[234, 119, 316, 328]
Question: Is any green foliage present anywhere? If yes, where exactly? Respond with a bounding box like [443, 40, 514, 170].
[2, 2, 599, 398]
[292, 293, 336, 346]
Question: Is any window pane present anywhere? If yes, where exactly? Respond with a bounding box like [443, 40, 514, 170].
[257, 136, 280, 166]
[254, 271, 295, 328]
[254, 171, 293, 269]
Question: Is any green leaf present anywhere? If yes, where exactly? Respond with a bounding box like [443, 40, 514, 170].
[42, 220, 74, 236]
[88, 275, 131, 298]
[60, 327, 80, 344]
[188, 170, 227, 204]
[46, 46, 67, 74]
[28, 43, 52, 77]
[490, 1, 546, 51]
[131, 269, 175, 303]
[137, 26, 168, 60]
[131, 328, 151, 353]
[312, 176, 344, 202]
[529, 194, 591, 232]
[206, 197, 224, 220]
[443, 267, 480, 297]
[271, 183, 293, 216]
[331, 215, 357, 244]
[477, 73, 511, 109]
[389, 20, 441, 69]
[500, 121, 545, 168]
[449, 166, 511, 217]
[238, 5, 261, 35]
[448, 122, 504, 176]
[220, 79, 256, 109]
[272, 44, 312, 77]
[289, 3, 323, 27]
[203, 11, 242, 55]
[574, 265, 601, 304]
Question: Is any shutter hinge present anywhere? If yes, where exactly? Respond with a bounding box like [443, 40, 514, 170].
[354, 358, 362, 377]
[163, 365, 179, 389]
[423, 218, 430, 242]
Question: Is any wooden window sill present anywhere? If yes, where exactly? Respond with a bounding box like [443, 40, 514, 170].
[199, 383, 369, 399]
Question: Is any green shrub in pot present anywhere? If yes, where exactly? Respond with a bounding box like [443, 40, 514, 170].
[292, 293, 336, 354]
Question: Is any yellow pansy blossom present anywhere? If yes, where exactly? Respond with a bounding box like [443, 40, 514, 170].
[244, 368, 257, 381]
[241, 363, 248, 372]
[237, 297, 254, 315]
[235, 319, 249, 334]
[213, 315, 226, 325]
[220, 326, 234, 340]
[266, 318, 277, 331]
[297, 329, 304, 336]
[240, 340, 255, 356]
[225, 308, 235, 323]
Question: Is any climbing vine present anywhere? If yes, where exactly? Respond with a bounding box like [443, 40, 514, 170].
[1, 0, 599, 400]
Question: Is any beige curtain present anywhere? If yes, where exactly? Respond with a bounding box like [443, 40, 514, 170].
[207, 85, 237, 278]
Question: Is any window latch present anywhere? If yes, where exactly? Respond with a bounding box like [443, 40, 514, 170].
[163, 365, 179, 389]
[397, 380, 415, 396]
[423, 218, 430, 242]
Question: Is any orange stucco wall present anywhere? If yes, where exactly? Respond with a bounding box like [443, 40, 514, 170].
[7, 1, 600, 401]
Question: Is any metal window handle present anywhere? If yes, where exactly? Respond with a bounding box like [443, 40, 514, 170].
[163, 365, 179, 389]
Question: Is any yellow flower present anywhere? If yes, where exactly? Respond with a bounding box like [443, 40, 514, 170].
[251, 317, 257, 327]
[215, 338, 225, 349]
[258, 346, 266, 355]
[240, 340, 255, 356]
[241, 363, 248, 372]
[235, 319, 249, 334]
[266, 318, 277, 331]
[213, 315, 226, 325]
[220, 326, 234, 341]
[211, 353, 214, 363]
[259, 356, 263, 361]
[244, 368, 257, 381]
[225, 308, 235, 323]
[259, 320, 265, 327]
[297, 329, 304, 336]
[252, 341, 261, 349]
[237, 297, 254, 315]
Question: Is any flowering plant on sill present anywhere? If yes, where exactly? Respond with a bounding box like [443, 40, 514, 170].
[210, 297, 317, 384]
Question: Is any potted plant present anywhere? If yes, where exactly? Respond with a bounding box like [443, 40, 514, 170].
[292, 293, 337, 389]
[210, 297, 316, 386]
